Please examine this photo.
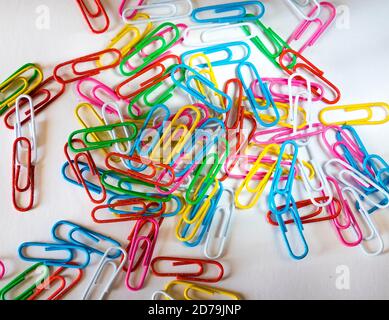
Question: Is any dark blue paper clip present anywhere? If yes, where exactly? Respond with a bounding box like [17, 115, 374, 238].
[181, 42, 251, 67]
[274, 199, 309, 260]
[268, 140, 298, 215]
[51, 220, 121, 258]
[171, 64, 232, 114]
[236, 61, 280, 127]
[18, 242, 91, 269]
[191, 1, 265, 24]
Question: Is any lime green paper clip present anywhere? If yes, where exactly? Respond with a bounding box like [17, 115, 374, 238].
[0, 263, 49, 300]
[68, 122, 138, 153]
[241, 15, 296, 69]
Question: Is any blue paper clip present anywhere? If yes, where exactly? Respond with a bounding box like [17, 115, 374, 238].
[237, 61, 280, 127]
[18, 242, 91, 269]
[269, 140, 298, 215]
[171, 64, 232, 114]
[182, 183, 224, 247]
[274, 199, 309, 260]
[51, 220, 121, 258]
[181, 42, 251, 67]
[132, 104, 171, 158]
[363, 154, 389, 189]
[62, 161, 119, 196]
[191, 1, 265, 24]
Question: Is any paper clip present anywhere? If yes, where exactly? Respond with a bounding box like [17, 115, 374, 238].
[204, 189, 234, 259]
[122, 0, 193, 24]
[285, 0, 321, 21]
[342, 187, 384, 256]
[125, 218, 159, 291]
[116, 54, 181, 100]
[0, 261, 4, 279]
[267, 196, 341, 225]
[164, 280, 241, 300]
[76, 0, 110, 34]
[82, 247, 127, 300]
[67, 121, 137, 153]
[105, 153, 176, 188]
[119, 0, 145, 20]
[269, 141, 299, 215]
[98, 13, 152, 66]
[192, 1, 264, 24]
[172, 64, 232, 113]
[4, 76, 65, 130]
[51, 220, 122, 258]
[319, 102, 389, 126]
[241, 17, 295, 69]
[28, 266, 83, 300]
[237, 61, 280, 127]
[235, 144, 280, 209]
[54, 49, 121, 84]
[181, 42, 251, 67]
[12, 95, 37, 212]
[287, 2, 336, 57]
[151, 257, 224, 283]
[0, 63, 43, 115]
[76, 78, 128, 114]
[0, 263, 49, 300]
[324, 159, 389, 210]
[120, 22, 180, 77]
[18, 242, 91, 269]
[152, 290, 175, 300]
[64, 140, 107, 204]
[279, 49, 340, 104]
[183, 22, 257, 47]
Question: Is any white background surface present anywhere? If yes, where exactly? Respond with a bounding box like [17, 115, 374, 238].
[0, 0, 389, 300]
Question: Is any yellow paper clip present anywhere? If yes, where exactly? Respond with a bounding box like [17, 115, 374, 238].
[235, 144, 280, 209]
[97, 13, 153, 68]
[163, 280, 241, 300]
[319, 102, 389, 126]
[0, 63, 43, 114]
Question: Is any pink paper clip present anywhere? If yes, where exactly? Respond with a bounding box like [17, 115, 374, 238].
[76, 77, 129, 115]
[0, 260, 5, 279]
[119, 0, 146, 20]
[287, 2, 336, 57]
[253, 77, 324, 103]
[125, 218, 159, 291]
[325, 176, 363, 247]
[253, 123, 325, 145]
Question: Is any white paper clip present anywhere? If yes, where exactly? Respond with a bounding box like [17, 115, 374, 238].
[82, 247, 127, 300]
[286, 0, 321, 21]
[152, 290, 175, 300]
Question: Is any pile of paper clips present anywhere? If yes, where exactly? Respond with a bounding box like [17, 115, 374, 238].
[0, 0, 389, 300]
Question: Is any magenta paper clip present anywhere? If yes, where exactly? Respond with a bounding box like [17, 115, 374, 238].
[119, 0, 146, 20]
[287, 2, 336, 57]
[253, 123, 324, 145]
[0, 260, 5, 279]
[76, 77, 130, 115]
[254, 77, 324, 103]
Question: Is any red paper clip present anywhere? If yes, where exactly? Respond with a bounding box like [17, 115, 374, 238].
[105, 152, 176, 188]
[115, 54, 181, 100]
[28, 266, 83, 300]
[279, 48, 341, 104]
[64, 140, 107, 204]
[91, 199, 166, 224]
[53, 49, 121, 84]
[267, 196, 342, 225]
[12, 137, 35, 212]
[76, 0, 110, 34]
[151, 256, 224, 283]
[4, 77, 65, 130]
[125, 218, 160, 291]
